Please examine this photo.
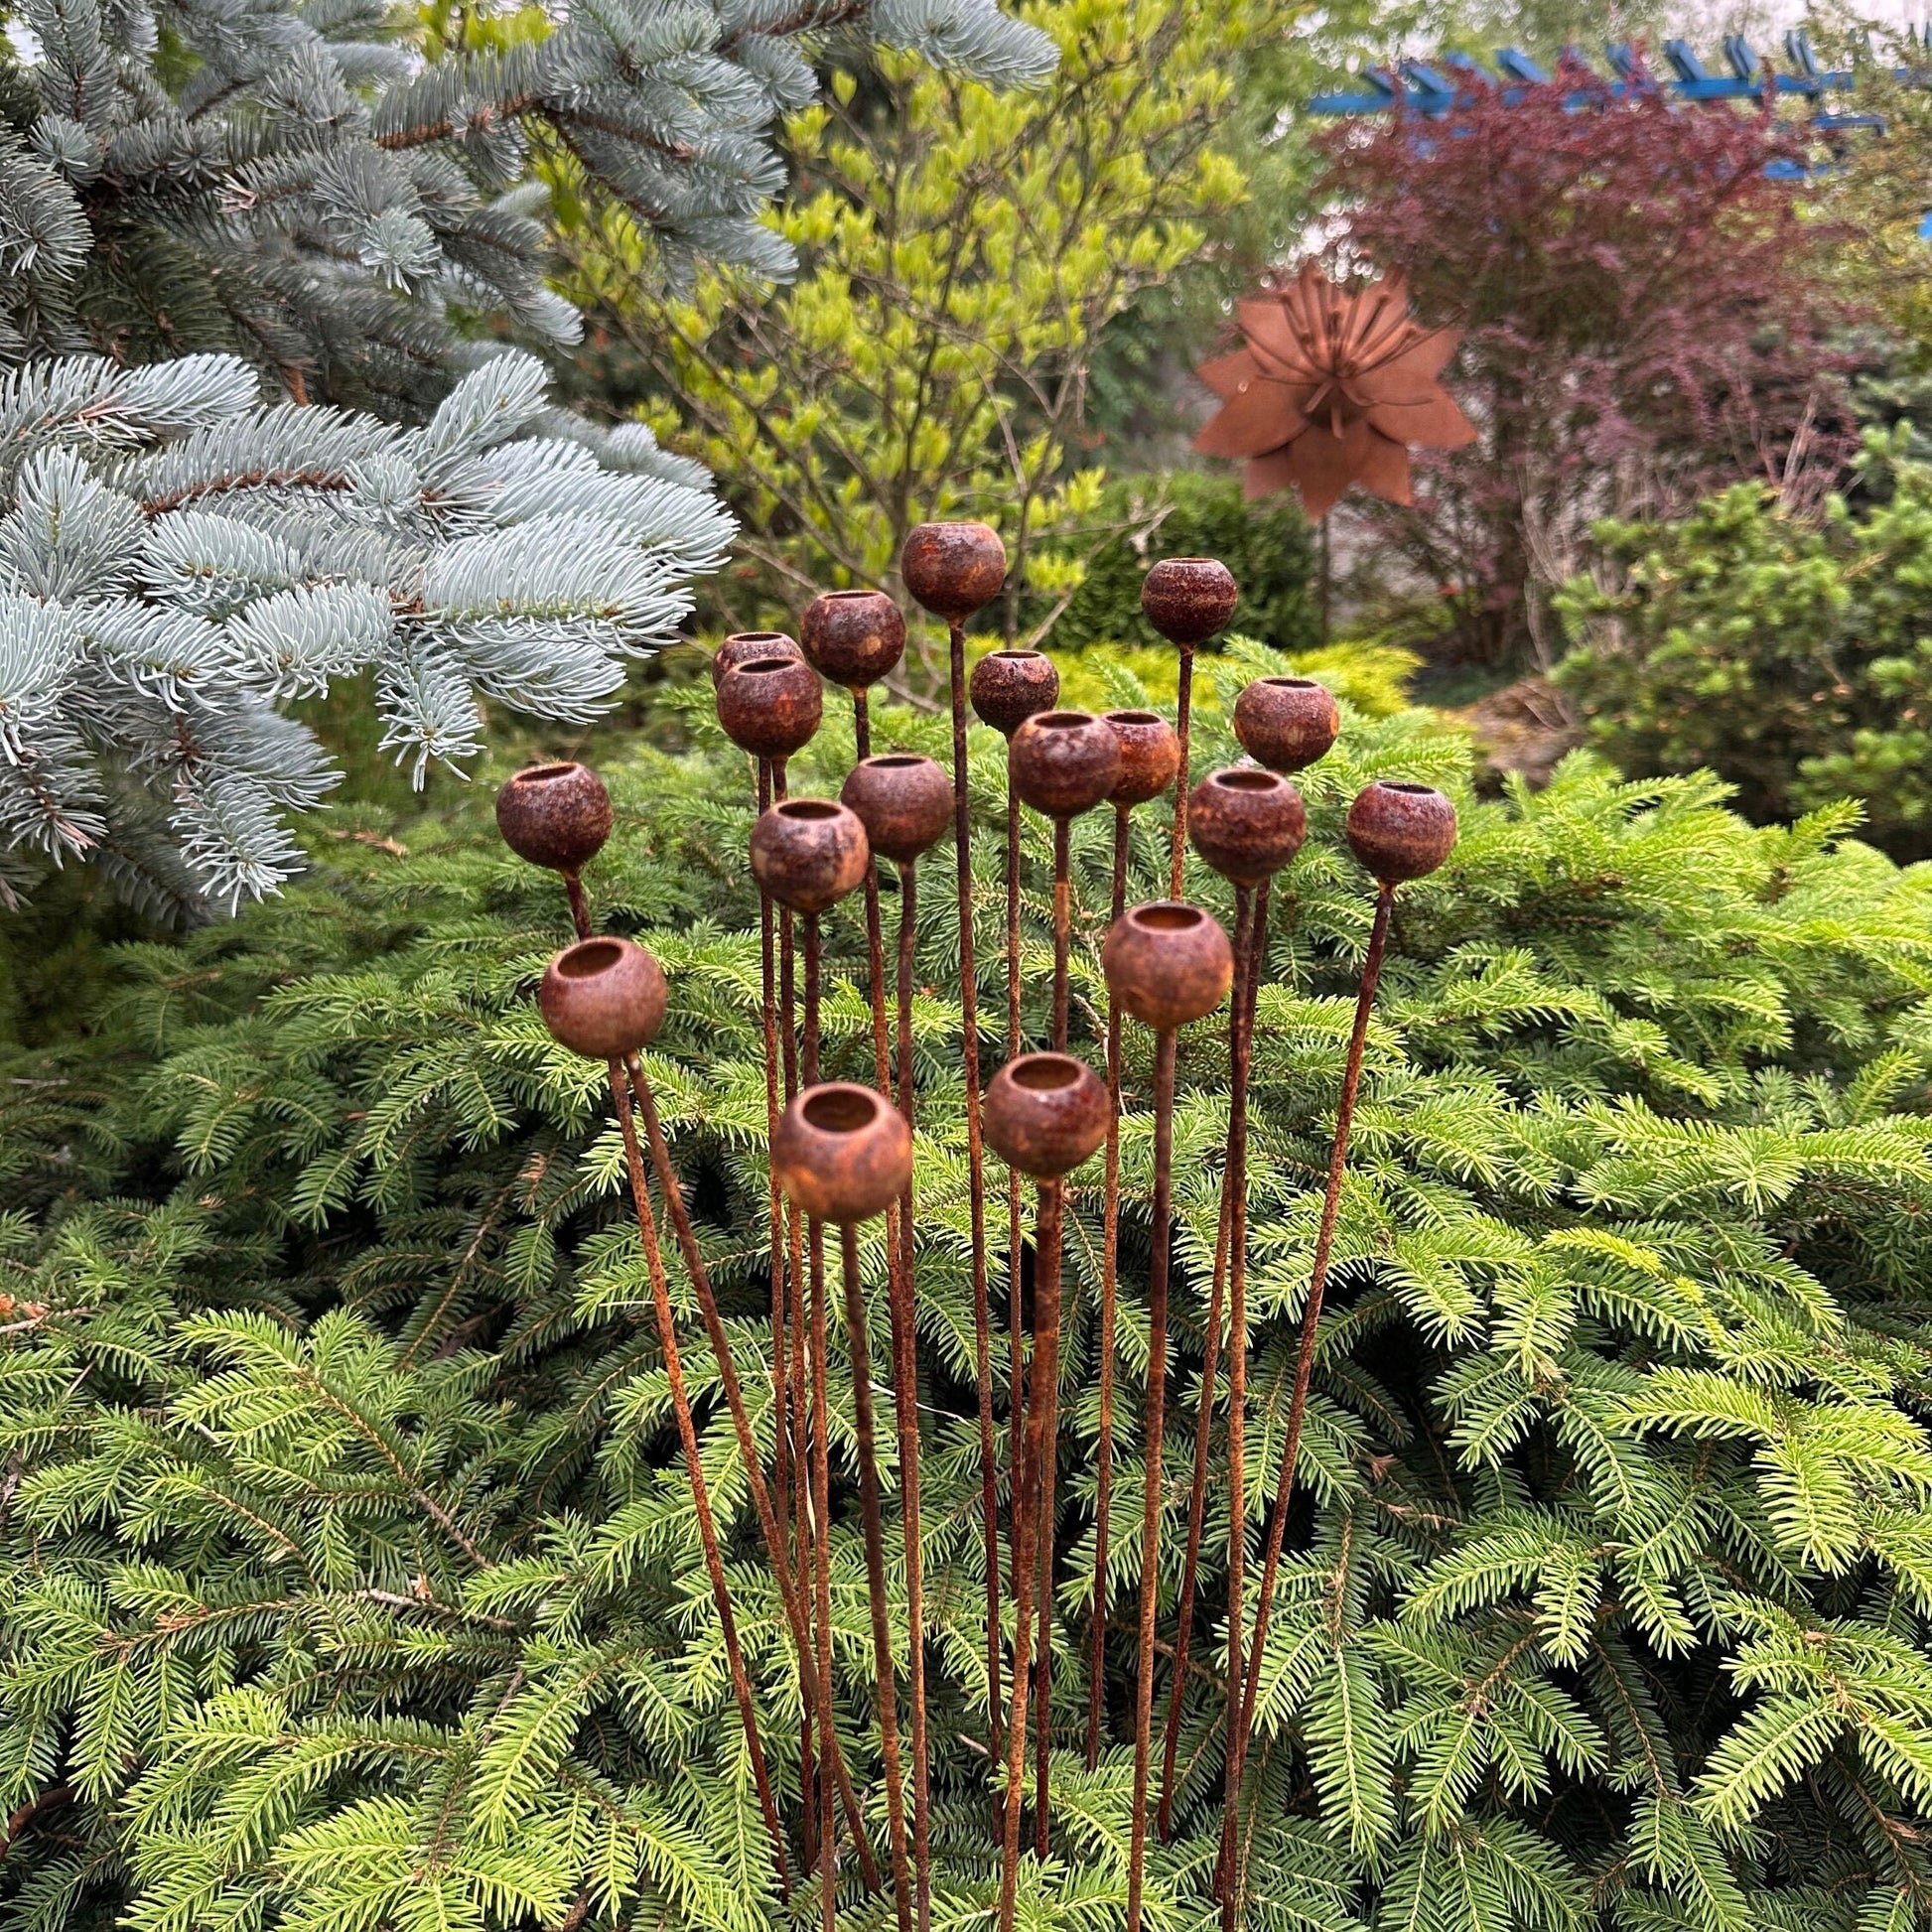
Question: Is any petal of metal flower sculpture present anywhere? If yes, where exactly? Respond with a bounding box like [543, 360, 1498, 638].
[1194, 262, 1476, 521]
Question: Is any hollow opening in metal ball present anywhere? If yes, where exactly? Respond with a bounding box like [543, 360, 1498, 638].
[1211, 769, 1279, 793]
[1134, 903, 1206, 934]
[802, 1085, 884, 1135]
[780, 799, 842, 822]
[870, 754, 923, 769]
[518, 761, 578, 784]
[1010, 1053, 1083, 1093]
[1381, 780, 1437, 794]
[557, 937, 624, 979]
[1108, 709, 1162, 727]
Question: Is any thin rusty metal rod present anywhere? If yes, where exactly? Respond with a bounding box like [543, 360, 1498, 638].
[892, 858, 933, 1932]
[1125, 1031, 1179, 1932]
[1168, 648, 1194, 898]
[997, 1175, 1064, 1932]
[807, 1206, 838, 1932]
[759, 759, 790, 1570]
[1049, 815, 1072, 1052]
[1084, 804, 1131, 1768]
[1030, 1173, 1067, 1858]
[1219, 883, 1395, 1923]
[839, 1221, 913, 1932]
[608, 1061, 792, 1896]
[948, 616, 1004, 1769]
[1004, 752, 1027, 1634]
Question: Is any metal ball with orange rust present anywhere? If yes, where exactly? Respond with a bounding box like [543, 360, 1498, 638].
[1105, 710, 1181, 807]
[801, 590, 906, 692]
[901, 522, 1007, 622]
[716, 654, 823, 760]
[1102, 901, 1233, 1033]
[773, 1082, 913, 1224]
[539, 936, 668, 1060]
[495, 761, 613, 874]
[1345, 779, 1457, 885]
[750, 798, 871, 914]
[970, 648, 1060, 738]
[1233, 677, 1340, 774]
[712, 630, 802, 686]
[1140, 557, 1238, 646]
[841, 754, 953, 866]
[983, 1051, 1111, 1180]
[1187, 767, 1308, 887]
[1010, 710, 1122, 820]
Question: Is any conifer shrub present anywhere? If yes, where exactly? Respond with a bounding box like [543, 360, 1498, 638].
[4, 644, 1932, 1931]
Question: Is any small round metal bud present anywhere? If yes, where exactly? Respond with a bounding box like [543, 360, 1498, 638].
[750, 798, 871, 914]
[712, 630, 803, 686]
[1010, 710, 1123, 820]
[1141, 557, 1239, 646]
[1232, 676, 1340, 774]
[800, 590, 906, 691]
[539, 936, 668, 1060]
[970, 648, 1060, 738]
[901, 522, 1007, 622]
[773, 1082, 913, 1224]
[1104, 710, 1181, 807]
[716, 654, 824, 760]
[1102, 901, 1234, 1033]
[841, 754, 953, 866]
[1345, 780, 1458, 885]
[1187, 767, 1308, 887]
[983, 1051, 1111, 1180]
[495, 761, 613, 874]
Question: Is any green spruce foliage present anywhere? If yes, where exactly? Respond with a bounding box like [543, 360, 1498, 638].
[4, 644, 1932, 1931]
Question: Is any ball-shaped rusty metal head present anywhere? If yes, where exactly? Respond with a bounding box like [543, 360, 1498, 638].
[841, 754, 953, 866]
[1187, 767, 1308, 887]
[716, 654, 823, 761]
[538, 936, 668, 1060]
[901, 522, 1007, 622]
[750, 797, 871, 914]
[1102, 900, 1233, 1033]
[1104, 710, 1181, 808]
[712, 630, 802, 686]
[495, 761, 613, 874]
[773, 1082, 913, 1224]
[800, 590, 906, 691]
[1141, 557, 1239, 646]
[983, 1051, 1111, 1181]
[970, 648, 1060, 738]
[1345, 779, 1457, 885]
[1010, 710, 1123, 820]
[1232, 676, 1340, 774]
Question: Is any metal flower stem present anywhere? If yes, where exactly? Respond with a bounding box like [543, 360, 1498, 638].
[947, 615, 1004, 1763]
[758, 759, 790, 1556]
[892, 857, 933, 1932]
[1084, 803, 1131, 1768]
[1168, 649, 1194, 897]
[838, 1220, 914, 1932]
[1049, 816, 1073, 1051]
[1157, 888, 1253, 1837]
[807, 1206, 839, 1932]
[1125, 1031, 1179, 1932]
[1219, 882, 1394, 1923]
[997, 1174, 1065, 1932]
[1004, 747, 1027, 1627]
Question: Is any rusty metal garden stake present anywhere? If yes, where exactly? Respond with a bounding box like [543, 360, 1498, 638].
[1217, 781, 1455, 1928]
[1139, 560, 1238, 896]
[902, 522, 1009, 1765]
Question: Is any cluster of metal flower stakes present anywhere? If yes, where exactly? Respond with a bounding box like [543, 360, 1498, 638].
[493, 529, 1457, 1932]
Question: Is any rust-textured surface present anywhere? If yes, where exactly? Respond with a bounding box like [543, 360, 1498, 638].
[970, 647, 1060, 738]
[718, 654, 825, 760]
[802, 590, 907, 691]
[1195, 261, 1475, 521]
[1232, 676, 1340, 775]
[1105, 710, 1181, 808]
[1011, 710, 1123, 820]
[983, 1052, 1110, 1181]
[713, 629, 803, 685]
[1345, 778, 1458, 884]
[1140, 556, 1238, 646]
[842, 755, 954, 866]
[538, 937, 667, 1060]
[1102, 901, 1233, 1034]
[1186, 768, 1309, 888]
[773, 1082, 914, 1225]
[751, 798, 871, 914]
[495, 761, 613, 874]
[902, 520, 1008, 621]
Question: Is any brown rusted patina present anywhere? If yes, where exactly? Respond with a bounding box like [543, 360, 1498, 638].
[751, 798, 871, 915]
[1010, 710, 1122, 820]
[1105, 710, 1181, 808]
[713, 629, 803, 685]
[1232, 676, 1340, 775]
[1345, 778, 1457, 884]
[1102, 901, 1234, 1034]
[538, 937, 668, 1060]
[1141, 556, 1239, 646]
[718, 654, 824, 760]
[842, 755, 953, 867]
[801, 589, 906, 693]
[773, 1082, 914, 1226]
[1187, 768, 1309, 888]
[970, 647, 1060, 738]
[902, 520, 1007, 621]
[495, 761, 613, 875]
[983, 1051, 1110, 1181]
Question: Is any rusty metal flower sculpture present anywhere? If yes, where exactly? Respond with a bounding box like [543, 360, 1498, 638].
[1194, 261, 1474, 520]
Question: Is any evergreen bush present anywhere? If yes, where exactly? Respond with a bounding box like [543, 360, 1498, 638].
[5, 642, 1932, 1932]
